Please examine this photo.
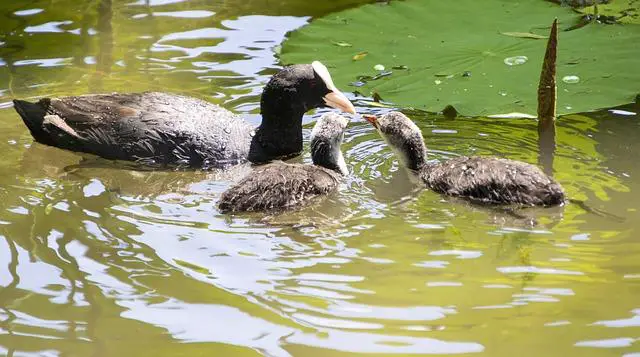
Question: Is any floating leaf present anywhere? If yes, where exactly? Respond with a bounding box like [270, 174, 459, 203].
[352, 51, 368, 61]
[281, 0, 640, 116]
[500, 31, 548, 39]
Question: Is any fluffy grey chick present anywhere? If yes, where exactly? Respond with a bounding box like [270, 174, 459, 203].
[364, 112, 565, 206]
[218, 112, 348, 213]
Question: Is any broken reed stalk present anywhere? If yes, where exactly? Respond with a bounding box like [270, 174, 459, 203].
[537, 18, 558, 131]
[537, 19, 558, 176]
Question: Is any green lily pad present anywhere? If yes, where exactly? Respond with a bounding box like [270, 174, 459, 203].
[281, 0, 640, 116]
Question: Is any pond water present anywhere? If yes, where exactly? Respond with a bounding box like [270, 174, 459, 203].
[1, 0, 640, 356]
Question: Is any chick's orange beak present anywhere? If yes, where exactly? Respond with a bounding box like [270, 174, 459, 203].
[363, 114, 379, 129]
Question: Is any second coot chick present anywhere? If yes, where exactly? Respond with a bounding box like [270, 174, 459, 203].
[364, 112, 565, 206]
[218, 112, 348, 212]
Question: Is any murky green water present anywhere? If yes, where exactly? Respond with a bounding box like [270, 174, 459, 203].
[1, 1, 640, 356]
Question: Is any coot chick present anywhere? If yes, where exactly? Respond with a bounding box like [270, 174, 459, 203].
[363, 112, 565, 206]
[12, 61, 355, 169]
[218, 112, 348, 213]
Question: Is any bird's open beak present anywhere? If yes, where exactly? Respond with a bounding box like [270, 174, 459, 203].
[323, 91, 356, 115]
[362, 114, 379, 129]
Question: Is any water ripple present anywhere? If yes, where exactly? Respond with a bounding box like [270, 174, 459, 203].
[0, 0, 638, 355]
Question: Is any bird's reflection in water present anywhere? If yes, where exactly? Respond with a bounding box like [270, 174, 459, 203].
[19, 142, 251, 199]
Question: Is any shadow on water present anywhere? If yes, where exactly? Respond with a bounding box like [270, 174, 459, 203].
[0, 1, 640, 357]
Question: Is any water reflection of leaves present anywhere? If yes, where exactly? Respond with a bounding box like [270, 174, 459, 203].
[0, 0, 316, 111]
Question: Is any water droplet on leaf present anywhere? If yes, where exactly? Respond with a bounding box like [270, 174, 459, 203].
[503, 56, 528, 66]
[562, 75, 580, 84]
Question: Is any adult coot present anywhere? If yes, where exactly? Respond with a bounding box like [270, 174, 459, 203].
[218, 112, 348, 213]
[363, 112, 565, 206]
[12, 61, 355, 168]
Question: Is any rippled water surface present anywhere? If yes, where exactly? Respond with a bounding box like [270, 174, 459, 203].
[1, 1, 640, 356]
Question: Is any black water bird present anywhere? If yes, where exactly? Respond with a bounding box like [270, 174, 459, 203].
[363, 112, 565, 206]
[12, 61, 355, 168]
[218, 112, 349, 213]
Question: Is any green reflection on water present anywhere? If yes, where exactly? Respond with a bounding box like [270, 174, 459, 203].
[1, 0, 640, 356]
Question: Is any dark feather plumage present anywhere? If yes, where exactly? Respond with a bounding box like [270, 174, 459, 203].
[12, 62, 354, 169]
[15, 92, 252, 168]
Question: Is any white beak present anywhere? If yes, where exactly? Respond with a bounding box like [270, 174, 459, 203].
[323, 90, 356, 114]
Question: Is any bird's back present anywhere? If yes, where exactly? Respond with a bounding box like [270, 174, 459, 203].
[13, 92, 254, 168]
[218, 162, 340, 212]
[421, 156, 564, 205]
